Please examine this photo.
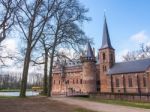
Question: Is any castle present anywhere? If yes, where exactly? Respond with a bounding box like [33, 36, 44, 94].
[52, 17, 150, 95]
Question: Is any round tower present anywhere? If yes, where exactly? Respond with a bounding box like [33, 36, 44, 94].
[81, 42, 97, 93]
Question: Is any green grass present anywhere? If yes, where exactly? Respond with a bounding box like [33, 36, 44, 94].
[77, 97, 150, 109]
[0, 89, 32, 92]
[0, 96, 18, 99]
[74, 108, 98, 112]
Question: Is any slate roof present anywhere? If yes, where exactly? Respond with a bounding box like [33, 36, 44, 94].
[108, 58, 150, 75]
[85, 42, 94, 58]
[101, 16, 113, 49]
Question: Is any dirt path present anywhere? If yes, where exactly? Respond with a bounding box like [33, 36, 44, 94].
[50, 97, 150, 112]
[0, 97, 77, 112]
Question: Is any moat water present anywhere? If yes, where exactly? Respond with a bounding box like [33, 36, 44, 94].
[0, 91, 39, 96]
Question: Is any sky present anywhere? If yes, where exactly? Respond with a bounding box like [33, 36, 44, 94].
[1, 0, 150, 72]
[80, 0, 150, 61]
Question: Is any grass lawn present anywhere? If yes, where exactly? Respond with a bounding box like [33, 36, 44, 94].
[0, 89, 32, 92]
[0, 96, 18, 98]
[77, 97, 150, 109]
[0, 96, 96, 112]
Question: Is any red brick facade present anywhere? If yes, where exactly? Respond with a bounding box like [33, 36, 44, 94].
[52, 51, 150, 95]
[51, 18, 150, 96]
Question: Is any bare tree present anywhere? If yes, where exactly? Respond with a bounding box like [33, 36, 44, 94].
[14, 0, 57, 97]
[122, 51, 140, 61]
[0, 0, 19, 43]
[46, 0, 90, 97]
[0, 0, 21, 68]
[123, 44, 150, 61]
[39, 34, 52, 95]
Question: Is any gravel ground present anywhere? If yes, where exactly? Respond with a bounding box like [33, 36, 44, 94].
[0, 96, 77, 112]
[50, 97, 150, 112]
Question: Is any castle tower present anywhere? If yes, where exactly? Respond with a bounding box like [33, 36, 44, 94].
[99, 16, 115, 92]
[81, 42, 97, 93]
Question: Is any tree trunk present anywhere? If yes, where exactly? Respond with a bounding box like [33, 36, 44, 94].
[47, 33, 58, 97]
[43, 48, 48, 95]
[47, 48, 54, 97]
[20, 46, 31, 97]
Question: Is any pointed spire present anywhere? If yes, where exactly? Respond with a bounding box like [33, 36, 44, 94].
[86, 42, 94, 58]
[80, 42, 96, 63]
[101, 15, 113, 49]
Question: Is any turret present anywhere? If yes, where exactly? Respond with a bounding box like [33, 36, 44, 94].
[81, 42, 97, 93]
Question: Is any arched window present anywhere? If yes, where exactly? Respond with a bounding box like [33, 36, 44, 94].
[103, 65, 107, 72]
[128, 77, 133, 87]
[116, 78, 119, 87]
[110, 53, 113, 61]
[80, 79, 82, 84]
[68, 80, 69, 84]
[104, 66, 107, 71]
[76, 79, 78, 84]
[143, 77, 146, 87]
[102, 53, 106, 60]
[53, 80, 55, 84]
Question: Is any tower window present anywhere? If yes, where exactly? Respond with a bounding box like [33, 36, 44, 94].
[102, 53, 106, 60]
[76, 79, 78, 84]
[128, 77, 133, 87]
[116, 78, 120, 87]
[59, 80, 60, 85]
[66, 80, 69, 84]
[80, 79, 82, 84]
[97, 80, 100, 85]
[110, 54, 113, 61]
[68, 80, 69, 84]
[103, 65, 107, 72]
[143, 77, 146, 87]
[53, 80, 55, 84]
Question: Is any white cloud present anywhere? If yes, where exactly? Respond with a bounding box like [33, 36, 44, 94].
[58, 48, 77, 59]
[116, 49, 129, 62]
[2, 38, 18, 52]
[0, 38, 19, 66]
[130, 30, 148, 43]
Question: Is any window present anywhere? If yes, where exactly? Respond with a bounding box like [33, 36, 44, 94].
[110, 54, 113, 61]
[97, 88, 100, 91]
[97, 80, 100, 85]
[80, 79, 82, 84]
[116, 78, 120, 87]
[76, 79, 78, 84]
[68, 80, 69, 84]
[104, 66, 107, 71]
[103, 53, 106, 60]
[143, 77, 146, 87]
[128, 77, 133, 87]
[73, 79, 75, 84]
[53, 80, 55, 84]
[103, 65, 107, 72]
[59, 80, 60, 85]
[65, 80, 69, 84]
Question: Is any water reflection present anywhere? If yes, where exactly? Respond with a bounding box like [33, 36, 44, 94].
[0, 91, 39, 96]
